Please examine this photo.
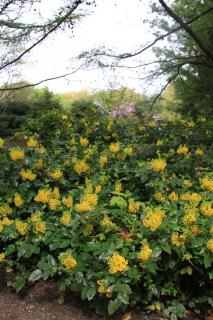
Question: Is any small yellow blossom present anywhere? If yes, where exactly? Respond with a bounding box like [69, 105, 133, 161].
[0, 138, 5, 148]
[59, 253, 77, 272]
[148, 120, 156, 127]
[95, 185, 102, 193]
[124, 146, 133, 156]
[107, 252, 128, 274]
[80, 137, 89, 146]
[154, 192, 165, 202]
[60, 212, 72, 226]
[14, 194, 24, 208]
[109, 142, 120, 154]
[143, 208, 165, 231]
[150, 159, 167, 172]
[49, 169, 63, 180]
[62, 196, 73, 208]
[171, 232, 186, 247]
[183, 180, 192, 188]
[52, 187, 60, 199]
[15, 220, 28, 235]
[128, 199, 140, 214]
[195, 148, 204, 156]
[37, 146, 45, 154]
[0, 205, 12, 216]
[201, 177, 213, 192]
[207, 239, 213, 254]
[26, 137, 38, 148]
[156, 139, 163, 146]
[34, 221, 46, 234]
[75, 201, 91, 213]
[9, 148, 25, 161]
[101, 215, 116, 229]
[83, 193, 98, 207]
[49, 198, 60, 211]
[200, 202, 213, 217]
[190, 225, 201, 236]
[209, 226, 213, 235]
[99, 155, 108, 167]
[74, 160, 89, 175]
[177, 145, 189, 155]
[114, 182, 122, 193]
[34, 189, 51, 204]
[168, 192, 179, 202]
[138, 243, 152, 262]
[2, 217, 13, 225]
[183, 206, 197, 225]
[20, 169, 37, 181]
[0, 252, 6, 263]
[33, 159, 43, 170]
[97, 280, 112, 298]
[0, 223, 3, 233]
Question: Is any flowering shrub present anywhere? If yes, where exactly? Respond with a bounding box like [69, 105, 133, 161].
[0, 111, 212, 319]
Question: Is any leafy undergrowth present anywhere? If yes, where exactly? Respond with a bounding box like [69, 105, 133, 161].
[0, 109, 213, 319]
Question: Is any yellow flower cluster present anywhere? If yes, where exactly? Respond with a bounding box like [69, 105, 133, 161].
[148, 120, 156, 127]
[128, 199, 140, 214]
[101, 215, 116, 229]
[183, 180, 192, 188]
[195, 148, 204, 156]
[0, 138, 5, 148]
[97, 280, 112, 298]
[201, 177, 213, 192]
[107, 252, 128, 274]
[180, 192, 202, 203]
[143, 208, 165, 231]
[33, 159, 43, 170]
[1, 217, 13, 226]
[74, 160, 89, 175]
[60, 212, 72, 226]
[200, 202, 213, 217]
[14, 194, 24, 207]
[138, 243, 152, 262]
[124, 146, 133, 156]
[80, 137, 89, 146]
[75, 201, 91, 213]
[177, 145, 189, 155]
[150, 159, 167, 172]
[83, 193, 98, 207]
[109, 142, 120, 154]
[183, 206, 197, 225]
[9, 148, 25, 161]
[34, 189, 51, 204]
[26, 137, 38, 148]
[59, 253, 77, 272]
[99, 155, 108, 166]
[95, 185, 102, 193]
[49, 198, 60, 211]
[31, 213, 46, 234]
[0, 252, 6, 263]
[168, 192, 179, 201]
[114, 182, 122, 193]
[156, 139, 163, 146]
[37, 146, 45, 154]
[190, 225, 200, 236]
[0, 205, 12, 216]
[171, 232, 186, 247]
[52, 187, 60, 199]
[20, 169, 37, 181]
[154, 192, 165, 202]
[49, 169, 63, 180]
[207, 239, 213, 254]
[62, 196, 73, 208]
[15, 220, 28, 235]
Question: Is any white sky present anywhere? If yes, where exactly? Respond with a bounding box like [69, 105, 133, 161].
[5, 0, 159, 95]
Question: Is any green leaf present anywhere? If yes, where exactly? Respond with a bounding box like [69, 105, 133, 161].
[76, 271, 84, 284]
[108, 298, 121, 315]
[110, 196, 127, 209]
[5, 244, 16, 256]
[204, 253, 212, 268]
[86, 286, 96, 301]
[29, 269, 43, 282]
[13, 277, 25, 293]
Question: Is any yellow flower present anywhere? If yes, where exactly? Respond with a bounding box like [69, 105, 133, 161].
[109, 142, 120, 154]
[95, 185, 102, 193]
[156, 139, 163, 146]
[59, 253, 77, 272]
[74, 160, 89, 175]
[150, 159, 167, 172]
[0, 138, 5, 148]
[143, 208, 165, 231]
[62, 196, 73, 208]
[180, 192, 202, 203]
[49, 169, 63, 180]
[2, 217, 13, 225]
[0, 223, 3, 233]
[0, 205, 12, 216]
[207, 239, 213, 254]
[0, 252, 6, 263]
[209, 226, 213, 235]
[71, 156, 78, 164]
[33, 159, 43, 170]
[9, 148, 25, 161]
[148, 120, 156, 127]
[128, 199, 140, 214]
[101, 215, 116, 229]
[190, 225, 201, 236]
[15, 220, 28, 235]
[60, 212, 72, 226]
[195, 148, 204, 156]
[200, 202, 213, 217]
[83, 193, 98, 207]
[75, 201, 91, 213]
[107, 252, 128, 274]
[183, 206, 197, 225]
[52, 187, 60, 199]
[34, 221, 46, 234]
[124, 146, 133, 156]
[61, 114, 68, 120]
[201, 177, 213, 192]
[177, 145, 189, 155]
[26, 137, 38, 148]
[80, 137, 89, 146]
[138, 243, 152, 262]
[187, 120, 195, 128]
[97, 280, 112, 297]
[99, 155, 108, 167]
[14, 194, 24, 207]
[154, 192, 165, 202]
[34, 189, 51, 204]
[183, 180, 192, 188]
[171, 232, 186, 247]
[168, 192, 179, 202]
[114, 182, 122, 193]
[49, 198, 60, 211]
[37, 146, 45, 154]
[139, 125, 145, 131]
[20, 169, 37, 181]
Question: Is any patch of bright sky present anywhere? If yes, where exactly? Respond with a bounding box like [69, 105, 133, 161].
[21, 0, 158, 95]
